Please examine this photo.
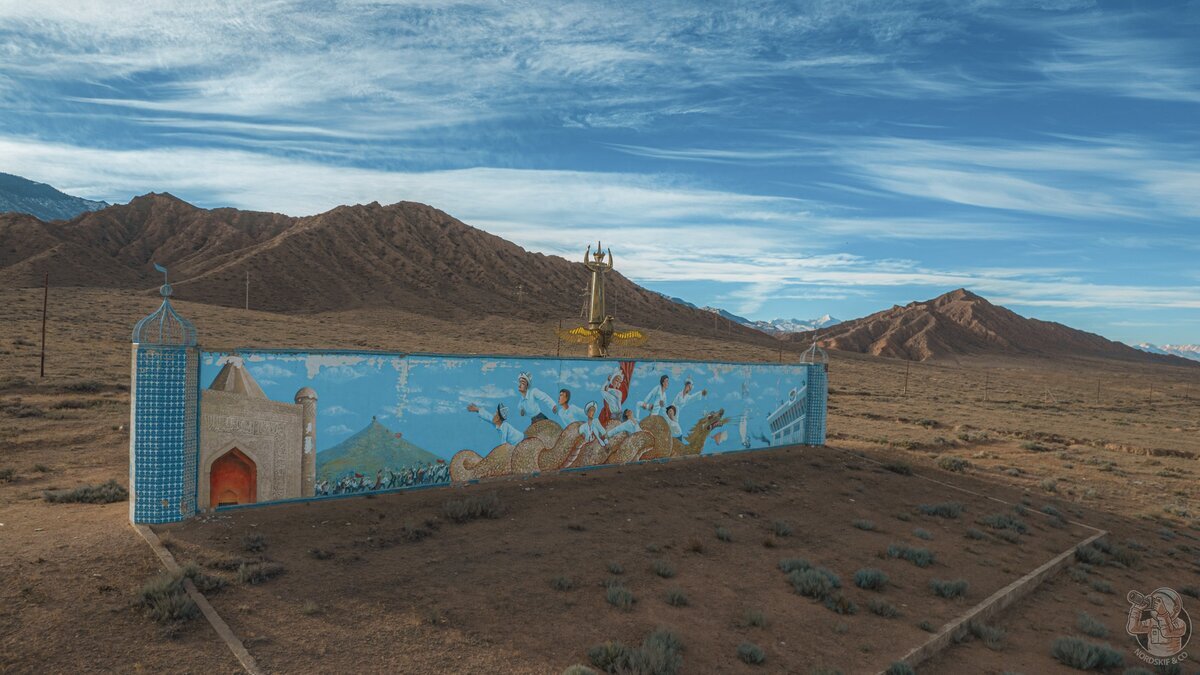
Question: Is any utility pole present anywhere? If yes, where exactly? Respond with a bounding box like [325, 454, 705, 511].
[1096, 377, 1101, 405]
[984, 370, 989, 403]
[39, 272, 48, 378]
[245, 271, 250, 311]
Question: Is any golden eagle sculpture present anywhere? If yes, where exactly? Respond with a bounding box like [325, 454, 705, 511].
[556, 242, 646, 357]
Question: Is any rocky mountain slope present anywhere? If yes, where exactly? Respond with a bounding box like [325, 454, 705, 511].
[0, 172, 107, 221]
[789, 288, 1191, 365]
[0, 194, 770, 341]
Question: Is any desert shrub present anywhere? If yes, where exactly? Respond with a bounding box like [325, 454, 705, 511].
[994, 529, 1022, 544]
[608, 562, 624, 575]
[853, 519, 877, 531]
[551, 576, 576, 591]
[917, 620, 935, 632]
[885, 663, 915, 675]
[916, 418, 939, 428]
[236, 561, 284, 585]
[442, 492, 504, 523]
[886, 544, 935, 568]
[1076, 612, 1108, 638]
[742, 479, 770, 493]
[868, 598, 899, 618]
[665, 588, 688, 607]
[301, 600, 321, 616]
[31, 463, 49, 472]
[1158, 527, 1177, 541]
[789, 568, 838, 600]
[243, 533, 267, 553]
[1050, 637, 1123, 670]
[937, 456, 970, 472]
[1074, 544, 1106, 566]
[1041, 505, 1064, 518]
[737, 642, 766, 665]
[918, 502, 963, 519]
[929, 578, 968, 599]
[1109, 545, 1139, 568]
[883, 461, 913, 476]
[822, 593, 858, 615]
[1040, 478, 1058, 493]
[1013, 503, 1029, 516]
[854, 568, 889, 591]
[139, 572, 198, 625]
[652, 560, 675, 578]
[1021, 441, 1050, 452]
[778, 558, 811, 574]
[740, 609, 767, 627]
[0, 468, 13, 482]
[979, 513, 1028, 534]
[772, 520, 792, 537]
[562, 667, 598, 675]
[589, 629, 684, 675]
[43, 480, 127, 504]
[0, 402, 44, 418]
[605, 585, 635, 611]
[913, 528, 933, 540]
[1068, 566, 1090, 583]
[1090, 579, 1113, 594]
[968, 620, 1006, 650]
[180, 562, 226, 594]
[63, 380, 103, 393]
[965, 528, 986, 540]
[309, 548, 334, 560]
[715, 527, 733, 542]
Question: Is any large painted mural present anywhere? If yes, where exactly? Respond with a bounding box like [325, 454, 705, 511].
[197, 350, 817, 509]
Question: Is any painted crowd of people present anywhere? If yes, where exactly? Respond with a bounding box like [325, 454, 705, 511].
[466, 369, 708, 448]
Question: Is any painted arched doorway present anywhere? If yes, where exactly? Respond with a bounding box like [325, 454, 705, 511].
[210, 448, 257, 509]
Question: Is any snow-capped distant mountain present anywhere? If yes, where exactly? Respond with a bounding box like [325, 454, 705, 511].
[1135, 343, 1200, 362]
[748, 315, 841, 334]
[700, 306, 752, 325]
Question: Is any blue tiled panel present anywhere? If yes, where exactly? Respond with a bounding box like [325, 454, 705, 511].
[132, 346, 198, 523]
[804, 364, 828, 446]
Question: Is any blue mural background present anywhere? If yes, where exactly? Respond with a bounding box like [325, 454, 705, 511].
[199, 350, 821, 499]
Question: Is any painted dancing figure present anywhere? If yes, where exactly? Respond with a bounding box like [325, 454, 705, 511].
[467, 402, 525, 446]
[637, 374, 670, 420]
[516, 371, 555, 424]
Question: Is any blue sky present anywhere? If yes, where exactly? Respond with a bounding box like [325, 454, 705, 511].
[2, 1, 1198, 344]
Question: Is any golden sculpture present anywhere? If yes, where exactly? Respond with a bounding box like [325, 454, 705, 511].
[557, 242, 645, 357]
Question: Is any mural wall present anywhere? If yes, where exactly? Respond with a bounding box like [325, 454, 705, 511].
[196, 350, 824, 509]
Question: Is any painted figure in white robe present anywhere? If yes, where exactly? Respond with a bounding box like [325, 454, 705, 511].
[665, 404, 683, 439]
[637, 374, 670, 420]
[552, 388, 587, 426]
[516, 371, 556, 425]
[580, 401, 607, 446]
[601, 370, 625, 418]
[672, 378, 707, 415]
[466, 402, 524, 446]
[608, 409, 640, 436]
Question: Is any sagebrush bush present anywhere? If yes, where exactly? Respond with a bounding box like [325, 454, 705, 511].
[868, 598, 898, 618]
[979, 513, 1028, 534]
[772, 520, 792, 537]
[139, 572, 198, 625]
[885, 662, 915, 675]
[937, 456, 970, 472]
[1090, 579, 1113, 594]
[243, 533, 267, 553]
[883, 461, 913, 475]
[929, 578, 968, 599]
[778, 558, 811, 574]
[854, 568, 888, 591]
[968, 620, 1005, 650]
[442, 492, 504, 523]
[589, 629, 684, 675]
[180, 562, 226, 594]
[913, 528, 933, 540]
[918, 502, 963, 519]
[822, 593, 858, 615]
[309, 548, 334, 560]
[551, 576, 576, 591]
[1074, 544, 1106, 566]
[740, 609, 766, 628]
[736, 642, 766, 665]
[886, 544, 934, 568]
[965, 528, 986, 540]
[236, 561, 285, 585]
[43, 480, 128, 504]
[715, 527, 733, 542]
[652, 560, 675, 578]
[605, 585, 635, 611]
[1049, 637, 1123, 670]
[0, 468, 14, 482]
[742, 479, 770, 493]
[607, 561, 624, 575]
[665, 588, 688, 607]
[853, 519, 877, 531]
[562, 666, 597, 675]
[1075, 612, 1107, 638]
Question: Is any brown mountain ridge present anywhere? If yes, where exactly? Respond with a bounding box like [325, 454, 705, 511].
[787, 288, 1189, 365]
[0, 193, 771, 343]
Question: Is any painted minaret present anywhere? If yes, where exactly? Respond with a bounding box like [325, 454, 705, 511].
[295, 387, 318, 496]
[129, 265, 199, 523]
